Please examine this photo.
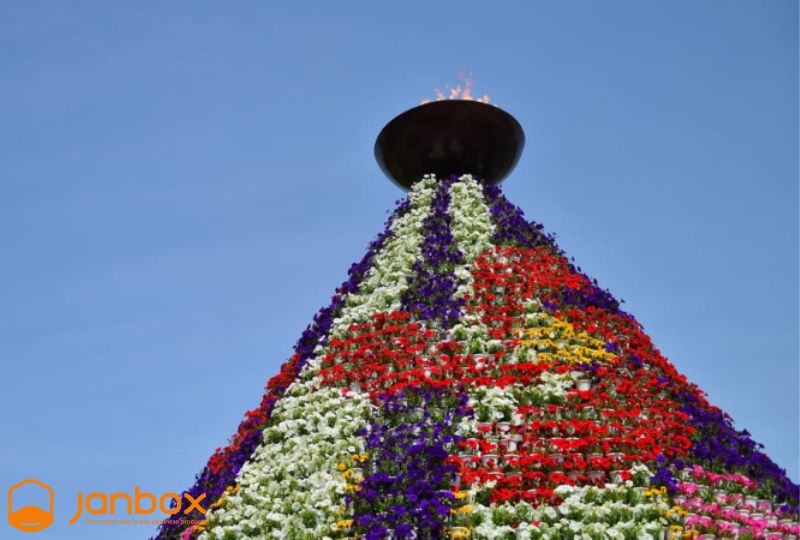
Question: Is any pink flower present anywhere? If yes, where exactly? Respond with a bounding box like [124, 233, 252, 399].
[179, 524, 196, 540]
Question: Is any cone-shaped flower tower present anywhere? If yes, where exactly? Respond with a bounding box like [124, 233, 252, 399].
[156, 102, 798, 540]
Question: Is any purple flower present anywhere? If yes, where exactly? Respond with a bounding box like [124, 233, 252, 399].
[401, 177, 465, 328]
[350, 388, 466, 539]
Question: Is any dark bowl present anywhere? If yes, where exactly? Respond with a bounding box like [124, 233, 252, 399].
[374, 100, 525, 190]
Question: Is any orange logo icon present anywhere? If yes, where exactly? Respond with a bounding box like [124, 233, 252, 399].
[8, 479, 54, 532]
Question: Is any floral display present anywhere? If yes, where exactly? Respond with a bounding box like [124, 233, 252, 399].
[155, 174, 798, 540]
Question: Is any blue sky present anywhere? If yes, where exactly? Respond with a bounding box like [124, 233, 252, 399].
[0, 2, 797, 538]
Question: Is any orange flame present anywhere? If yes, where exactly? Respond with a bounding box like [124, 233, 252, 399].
[420, 72, 491, 105]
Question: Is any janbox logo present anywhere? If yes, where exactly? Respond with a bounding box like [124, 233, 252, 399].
[8, 479, 54, 532]
[68, 487, 206, 524]
[7, 480, 206, 532]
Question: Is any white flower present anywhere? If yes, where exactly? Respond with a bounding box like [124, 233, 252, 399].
[200, 385, 371, 538]
[331, 175, 438, 333]
[449, 174, 495, 298]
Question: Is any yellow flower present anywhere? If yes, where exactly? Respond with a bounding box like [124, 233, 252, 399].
[518, 315, 614, 366]
[644, 487, 666, 498]
[672, 505, 688, 516]
[210, 495, 228, 510]
[338, 462, 347, 471]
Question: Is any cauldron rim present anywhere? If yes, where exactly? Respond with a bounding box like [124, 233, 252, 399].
[374, 100, 525, 191]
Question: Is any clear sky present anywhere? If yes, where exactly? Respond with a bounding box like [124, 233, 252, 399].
[0, 2, 797, 539]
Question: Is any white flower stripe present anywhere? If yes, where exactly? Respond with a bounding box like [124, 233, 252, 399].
[449, 174, 496, 299]
[331, 175, 438, 334]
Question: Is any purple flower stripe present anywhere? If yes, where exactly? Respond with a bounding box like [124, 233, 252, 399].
[481, 182, 554, 249]
[153, 198, 411, 539]
[401, 176, 465, 327]
[349, 389, 471, 539]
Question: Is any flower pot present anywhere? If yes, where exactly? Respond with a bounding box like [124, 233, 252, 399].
[449, 527, 470, 539]
[481, 454, 499, 467]
[465, 437, 480, 449]
[588, 470, 605, 482]
[481, 471, 501, 483]
[458, 453, 475, 468]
